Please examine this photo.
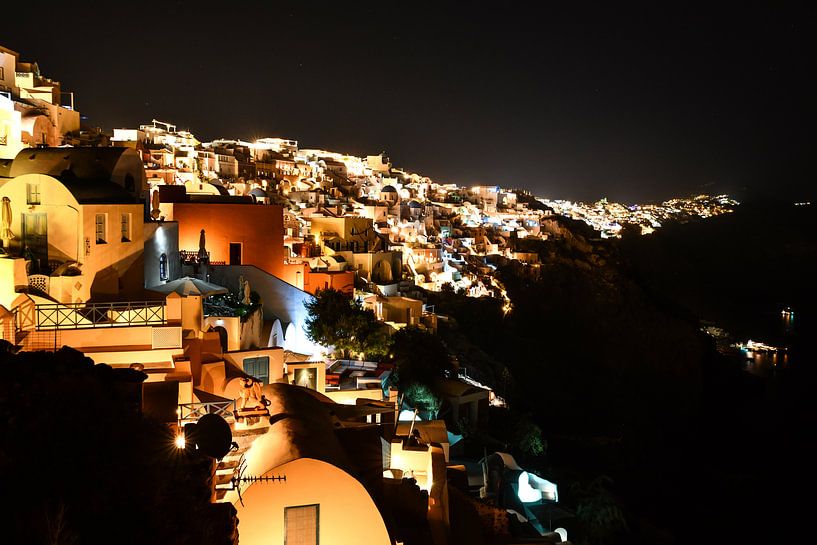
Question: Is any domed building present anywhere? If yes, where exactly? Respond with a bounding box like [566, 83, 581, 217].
[378, 184, 399, 205]
[232, 384, 391, 545]
[406, 199, 423, 220]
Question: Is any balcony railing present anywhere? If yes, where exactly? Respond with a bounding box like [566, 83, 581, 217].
[35, 301, 166, 330]
[178, 401, 236, 423]
[180, 250, 226, 266]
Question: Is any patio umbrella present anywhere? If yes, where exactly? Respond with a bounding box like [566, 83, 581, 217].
[1, 196, 14, 240]
[150, 189, 161, 220]
[197, 228, 208, 260]
[147, 276, 228, 297]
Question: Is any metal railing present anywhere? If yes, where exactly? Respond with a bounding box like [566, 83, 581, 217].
[178, 401, 237, 423]
[180, 250, 226, 266]
[35, 301, 166, 330]
[180, 249, 208, 264]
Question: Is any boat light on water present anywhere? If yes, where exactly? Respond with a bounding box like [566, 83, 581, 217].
[736, 339, 783, 354]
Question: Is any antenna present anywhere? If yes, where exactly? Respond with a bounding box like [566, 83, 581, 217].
[407, 407, 419, 437]
[231, 455, 286, 507]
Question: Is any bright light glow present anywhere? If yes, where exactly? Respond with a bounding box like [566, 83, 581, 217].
[174, 434, 186, 449]
[398, 409, 421, 422]
[155, 226, 166, 246]
[517, 471, 559, 503]
[539, 194, 737, 238]
[555, 528, 568, 542]
[517, 471, 543, 503]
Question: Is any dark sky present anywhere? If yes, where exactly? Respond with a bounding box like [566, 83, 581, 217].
[2, 2, 815, 202]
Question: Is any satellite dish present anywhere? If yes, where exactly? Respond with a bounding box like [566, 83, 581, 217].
[185, 413, 233, 459]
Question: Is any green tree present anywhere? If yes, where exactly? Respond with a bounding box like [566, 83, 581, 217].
[390, 326, 453, 389]
[440, 282, 455, 294]
[403, 382, 442, 419]
[305, 288, 391, 359]
[512, 416, 547, 457]
[570, 476, 628, 544]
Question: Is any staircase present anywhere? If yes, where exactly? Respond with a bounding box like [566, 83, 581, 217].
[213, 413, 270, 503]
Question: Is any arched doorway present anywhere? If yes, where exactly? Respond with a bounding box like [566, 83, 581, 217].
[213, 326, 228, 352]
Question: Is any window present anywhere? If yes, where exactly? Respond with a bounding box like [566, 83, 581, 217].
[159, 253, 168, 281]
[243, 356, 269, 385]
[284, 504, 318, 545]
[26, 183, 41, 205]
[120, 213, 131, 242]
[95, 214, 106, 244]
[293, 367, 317, 390]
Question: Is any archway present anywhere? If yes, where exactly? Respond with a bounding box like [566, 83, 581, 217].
[213, 326, 228, 352]
[371, 259, 393, 284]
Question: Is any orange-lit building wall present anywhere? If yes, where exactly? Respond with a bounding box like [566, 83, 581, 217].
[170, 203, 286, 278]
[304, 270, 355, 296]
[236, 458, 391, 545]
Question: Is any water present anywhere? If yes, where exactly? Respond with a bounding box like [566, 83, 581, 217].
[740, 347, 790, 378]
[737, 306, 813, 378]
[707, 304, 811, 378]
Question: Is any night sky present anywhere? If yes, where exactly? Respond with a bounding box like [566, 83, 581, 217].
[2, 2, 814, 202]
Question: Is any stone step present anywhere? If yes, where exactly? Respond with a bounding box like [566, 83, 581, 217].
[214, 472, 233, 486]
[231, 425, 269, 438]
[217, 459, 240, 471]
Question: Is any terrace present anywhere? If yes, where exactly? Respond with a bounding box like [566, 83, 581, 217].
[32, 301, 166, 330]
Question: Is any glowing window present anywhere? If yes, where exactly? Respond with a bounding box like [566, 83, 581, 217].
[95, 214, 106, 244]
[120, 213, 131, 242]
[159, 253, 168, 281]
[293, 367, 317, 390]
[284, 504, 318, 545]
[26, 183, 41, 205]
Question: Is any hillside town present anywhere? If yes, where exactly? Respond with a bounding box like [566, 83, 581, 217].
[0, 44, 737, 545]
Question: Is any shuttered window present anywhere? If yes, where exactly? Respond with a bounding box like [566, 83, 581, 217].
[243, 356, 269, 385]
[284, 504, 318, 545]
[95, 214, 106, 244]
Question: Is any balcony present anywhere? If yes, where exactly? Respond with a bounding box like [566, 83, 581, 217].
[180, 250, 226, 266]
[34, 301, 166, 330]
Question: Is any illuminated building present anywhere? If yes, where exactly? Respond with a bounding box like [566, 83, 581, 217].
[232, 384, 392, 545]
[0, 44, 80, 156]
[0, 147, 147, 303]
